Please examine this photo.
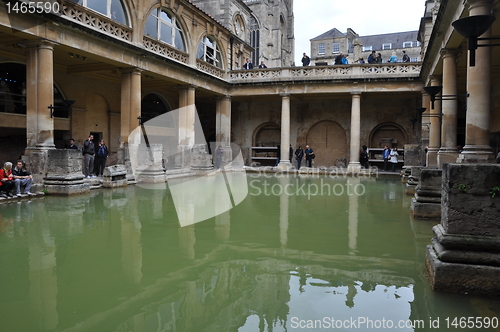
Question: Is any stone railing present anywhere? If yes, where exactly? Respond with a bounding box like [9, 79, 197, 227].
[229, 63, 422, 83]
[60, 1, 132, 42]
[196, 59, 226, 79]
[143, 36, 189, 64]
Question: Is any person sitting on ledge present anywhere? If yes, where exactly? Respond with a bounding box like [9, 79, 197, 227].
[0, 162, 14, 198]
[12, 160, 32, 196]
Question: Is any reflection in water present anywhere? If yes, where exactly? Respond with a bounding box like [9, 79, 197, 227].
[0, 176, 499, 332]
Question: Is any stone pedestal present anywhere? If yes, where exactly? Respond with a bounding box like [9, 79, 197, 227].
[405, 166, 422, 195]
[401, 166, 411, 183]
[135, 144, 165, 183]
[102, 165, 127, 188]
[426, 164, 500, 295]
[404, 144, 421, 167]
[191, 144, 214, 170]
[44, 149, 90, 195]
[410, 168, 442, 219]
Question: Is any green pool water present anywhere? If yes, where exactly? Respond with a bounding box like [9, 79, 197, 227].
[0, 174, 499, 332]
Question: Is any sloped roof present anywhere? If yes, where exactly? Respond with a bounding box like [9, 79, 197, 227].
[311, 28, 345, 40]
[359, 31, 418, 50]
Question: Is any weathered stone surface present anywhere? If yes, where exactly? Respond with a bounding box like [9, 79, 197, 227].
[410, 168, 442, 219]
[403, 144, 421, 166]
[103, 165, 127, 188]
[442, 163, 500, 236]
[44, 149, 89, 195]
[426, 164, 500, 295]
[191, 144, 214, 170]
[426, 246, 500, 296]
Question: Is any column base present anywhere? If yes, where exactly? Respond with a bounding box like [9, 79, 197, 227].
[277, 160, 292, 171]
[347, 162, 361, 173]
[457, 145, 495, 163]
[437, 148, 459, 168]
[426, 148, 439, 167]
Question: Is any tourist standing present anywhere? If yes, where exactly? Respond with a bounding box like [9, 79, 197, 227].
[359, 145, 369, 169]
[82, 134, 95, 178]
[259, 61, 267, 68]
[382, 145, 391, 171]
[389, 147, 399, 172]
[95, 139, 108, 177]
[305, 145, 314, 168]
[295, 146, 304, 170]
[243, 58, 253, 69]
[402, 50, 410, 63]
[301, 53, 310, 66]
[12, 160, 32, 196]
[389, 52, 398, 63]
[289, 145, 293, 163]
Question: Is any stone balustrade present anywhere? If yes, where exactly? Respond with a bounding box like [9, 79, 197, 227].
[229, 63, 422, 84]
[61, 1, 132, 42]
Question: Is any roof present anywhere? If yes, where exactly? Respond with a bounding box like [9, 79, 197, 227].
[359, 31, 419, 50]
[311, 28, 345, 40]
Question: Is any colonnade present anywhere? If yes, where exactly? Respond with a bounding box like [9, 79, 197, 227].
[426, 0, 496, 168]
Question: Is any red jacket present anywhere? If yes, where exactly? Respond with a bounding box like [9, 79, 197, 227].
[0, 168, 13, 186]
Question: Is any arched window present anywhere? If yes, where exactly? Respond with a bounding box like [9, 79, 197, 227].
[233, 14, 245, 38]
[144, 8, 185, 52]
[197, 36, 222, 68]
[249, 16, 259, 66]
[69, 0, 128, 25]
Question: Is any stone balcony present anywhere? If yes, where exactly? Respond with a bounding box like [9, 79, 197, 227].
[229, 63, 422, 84]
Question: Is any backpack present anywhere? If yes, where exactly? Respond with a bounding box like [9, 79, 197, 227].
[97, 145, 106, 157]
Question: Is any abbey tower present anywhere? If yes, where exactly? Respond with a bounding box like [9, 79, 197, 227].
[189, 0, 295, 68]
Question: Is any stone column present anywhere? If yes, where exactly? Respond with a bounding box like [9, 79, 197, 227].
[216, 95, 232, 166]
[120, 68, 141, 181]
[24, 40, 57, 183]
[426, 77, 441, 167]
[278, 93, 292, 170]
[458, 0, 495, 163]
[175, 86, 196, 168]
[120, 68, 142, 145]
[438, 49, 460, 168]
[347, 92, 361, 173]
[421, 92, 430, 165]
[25, 40, 56, 150]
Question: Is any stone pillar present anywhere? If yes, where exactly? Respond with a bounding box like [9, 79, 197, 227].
[278, 93, 292, 170]
[120, 68, 142, 145]
[438, 49, 460, 168]
[421, 91, 431, 165]
[426, 164, 500, 295]
[44, 149, 90, 195]
[458, 0, 495, 163]
[426, 77, 441, 167]
[25, 40, 56, 150]
[25, 40, 57, 183]
[176, 86, 196, 169]
[410, 168, 442, 219]
[216, 95, 232, 167]
[347, 92, 361, 173]
[120, 68, 141, 182]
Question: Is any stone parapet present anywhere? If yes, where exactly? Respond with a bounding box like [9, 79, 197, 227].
[426, 163, 500, 295]
[410, 168, 442, 219]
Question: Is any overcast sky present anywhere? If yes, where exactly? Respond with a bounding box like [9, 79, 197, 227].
[293, 0, 427, 65]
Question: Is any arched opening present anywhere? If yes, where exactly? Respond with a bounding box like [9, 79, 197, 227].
[252, 122, 280, 166]
[306, 120, 347, 167]
[70, 0, 128, 26]
[0, 63, 67, 117]
[141, 94, 176, 168]
[369, 123, 408, 149]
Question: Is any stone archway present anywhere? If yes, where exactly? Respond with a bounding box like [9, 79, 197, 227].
[306, 120, 347, 167]
[369, 123, 408, 148]
[253, 122, 280, 147]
